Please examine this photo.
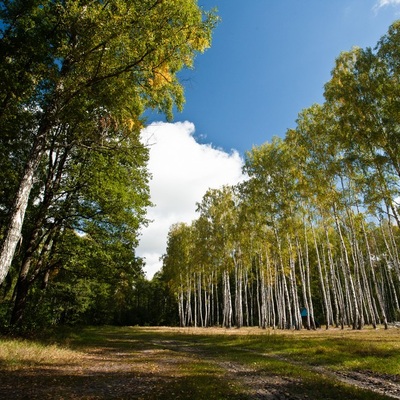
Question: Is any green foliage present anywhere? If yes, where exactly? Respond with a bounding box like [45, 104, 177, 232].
[0, 0, 217, 330]
[0, 0, 218, 122]
[128, 273, 179, 326]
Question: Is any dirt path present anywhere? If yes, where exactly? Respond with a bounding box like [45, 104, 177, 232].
[250, 350, 400, 400]
[155, 339, 400, 400]
[330, 370, 400, 399]
[152, 339, 304, 399]
[0, 331, 398, 399]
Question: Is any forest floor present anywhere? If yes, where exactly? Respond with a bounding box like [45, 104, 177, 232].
[0, 326, 400, 399]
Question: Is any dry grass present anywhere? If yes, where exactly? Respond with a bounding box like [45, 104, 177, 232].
[0, 338, 83, 369]
[145, 324, 399, 337]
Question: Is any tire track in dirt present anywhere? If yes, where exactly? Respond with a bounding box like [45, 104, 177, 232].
[1, 334, 396, 399]
[155, 339, 400, 399]
[153, 340, 306, 399]
[212, 359, 302, 400]
[328, 369, 400, 399]
[243, 349, 400, 399]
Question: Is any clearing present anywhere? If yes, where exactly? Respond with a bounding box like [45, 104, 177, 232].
[0, 326, 399, 399]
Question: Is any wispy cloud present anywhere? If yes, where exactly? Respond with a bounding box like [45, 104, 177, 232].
[139, 121, 245, 278]
[374, 0, 400, 11]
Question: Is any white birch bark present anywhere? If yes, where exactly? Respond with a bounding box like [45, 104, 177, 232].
[311, 222, 331, 329]
[0, 139, 45, 285]
[333, 204, 361, 329]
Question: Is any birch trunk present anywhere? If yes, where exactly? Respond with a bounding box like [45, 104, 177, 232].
[222, 269, 232, 328]
[259, 266, 266, 328]
[379, 221, 400, 315]
[243, 266, 250, 327]
[0, 136, 45, 285]
[288, 237, 301, 329]
[367, 229, 388, 328]
[234, 254, 243, 328]
[274, 228, 292, 329]
[311, 222, 331, 329]
[296, 235, 311, 329]
[0, 83, 60, 286]
[269, 257, 276, 329]
[186, 275, 193, 326]
[323, 222, 340, 327]
[197, 272, 203, 327]
[333, 204, 361, 329]
[178, 289, 184, 327]
[193, 275, 198, 327]
[11, 227, 58, 325]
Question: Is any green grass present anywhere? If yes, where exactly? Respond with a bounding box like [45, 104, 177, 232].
[230, 328, 400, 375]
[0, 325, 398, 399]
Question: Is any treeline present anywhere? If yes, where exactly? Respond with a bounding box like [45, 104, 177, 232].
[160, 21, 400, 330]
[0, 0, 215, 331]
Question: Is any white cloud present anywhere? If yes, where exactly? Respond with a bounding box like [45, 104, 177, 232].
[138, 121, 246, 279]
[374, 0, 400, 10]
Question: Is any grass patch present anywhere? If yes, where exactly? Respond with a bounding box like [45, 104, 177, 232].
[0, 337, 82, 369]
[214, 326, 400, 375]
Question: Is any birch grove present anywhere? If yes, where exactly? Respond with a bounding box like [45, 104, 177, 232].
[161, 22, 400, 330]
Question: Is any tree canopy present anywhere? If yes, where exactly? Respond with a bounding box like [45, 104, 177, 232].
[0, 0, 217, 329]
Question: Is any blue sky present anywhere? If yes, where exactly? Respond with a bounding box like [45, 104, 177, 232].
[139, 1, 400, 278]
[148, 0, 400, 155]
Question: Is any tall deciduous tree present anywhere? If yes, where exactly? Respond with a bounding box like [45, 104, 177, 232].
[0, 0, 217, 285]
[324, 22, 400, 223]
[9, 123, 151, 325]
